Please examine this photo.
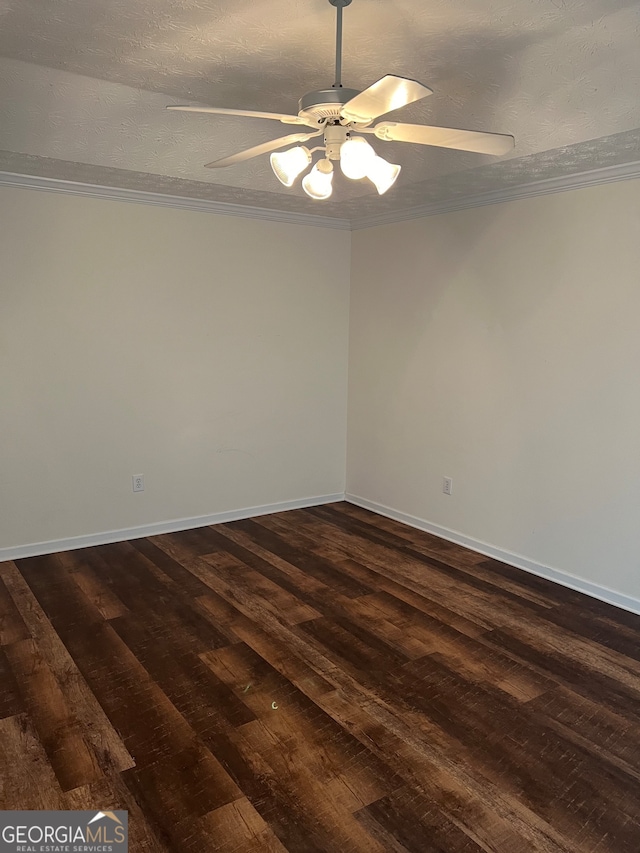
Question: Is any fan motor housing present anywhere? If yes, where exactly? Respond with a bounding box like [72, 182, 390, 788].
[298, 88, 360, 124]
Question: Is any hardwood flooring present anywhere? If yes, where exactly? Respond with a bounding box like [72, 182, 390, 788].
[2, 502, 640, 852]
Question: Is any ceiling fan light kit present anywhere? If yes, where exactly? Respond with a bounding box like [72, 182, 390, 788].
[340, 137, 376, 180]
[302, 159, 334, 200]
[270, 146, 312, 187]
[367, 156, 402, 195]
[167, 0, 514, 201]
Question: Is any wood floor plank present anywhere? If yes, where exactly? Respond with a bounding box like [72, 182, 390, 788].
[319, 503, 485, 566]
[337, 558, 490, 638]
[131, 537, 216, 599]
[204, 528, 442, 662]
[201, 551, 320, 626]
[534, 599, 640, 664]
[296, 615, 411, 687]
[122, 742, 242, 826]
[148, 526, 227, 560]
[0, 560, 135, 775]
[357, 785, 488, 853]
[483, 624, 640, 722]
[0, 646, 24, 719]
[196, 525, 331, 604]
[0, 714, 65, 810]
[226, 518, 373, 599]
[64, 776, 172, 853]
[196, 589, 256, 639]
[179, 716, 345, 853]
[300, 512, 552, 629]
[3, 502, 640, 853]
[70, 564, 129, 620]
[0, 571, 30, 645]
[206, 526, 359, 615]
[16, 552, 106, 632]
[226, 719, 391, 853]
[307, 505, 558, 610]
[82, 542, 233, 652]
[200, 641, 397, 806]
[109, 611, 256, 731]
[28, 610, 201, 768]
[315, 689, 575, 853]
[390, 655, 640, 850]
[178, 555, 318, 638]
[263, 513, 504, 634]
[229, 618, 343, 700]
[192, 797, 289, 853]
[527, 684, 640, 782]
[5, 637, 102, 791]
[351, 594, 556, 702]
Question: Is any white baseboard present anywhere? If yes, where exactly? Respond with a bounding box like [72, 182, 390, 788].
[0, 493, 345, 563]
[6, 491, 639, 619]
[345, 494, 640, 617]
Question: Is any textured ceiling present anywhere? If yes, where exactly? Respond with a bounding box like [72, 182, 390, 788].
[1, 0, 639, 221]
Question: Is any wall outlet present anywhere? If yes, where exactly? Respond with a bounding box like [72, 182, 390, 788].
[443, 476, 453, 495]
[132, 474, 145, 492]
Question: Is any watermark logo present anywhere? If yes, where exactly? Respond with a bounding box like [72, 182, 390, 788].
[0, 810, 128, 853]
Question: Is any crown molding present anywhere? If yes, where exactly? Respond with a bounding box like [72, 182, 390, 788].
[3, 158, 640, 232]
[0, 170, 351, 230]
[350, 159, 640, 229]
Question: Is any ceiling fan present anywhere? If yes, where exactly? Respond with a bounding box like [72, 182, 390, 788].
[167, 0, 514, 200]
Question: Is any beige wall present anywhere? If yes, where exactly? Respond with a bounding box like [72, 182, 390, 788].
[348, 180, 640, 601]
[0, 187, 350, 551]
[4, 178, 640, 607]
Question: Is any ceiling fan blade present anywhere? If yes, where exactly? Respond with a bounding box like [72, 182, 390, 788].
[340, 75, 433, 124]
[204, 131, 320, 168]
[373, 122, 515, 155]
[167, 105, 312, 126]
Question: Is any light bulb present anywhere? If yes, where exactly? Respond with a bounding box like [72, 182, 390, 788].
[302, 159, 333, 200]
[366, 155, 401, 195]
[270, 146, 312, 187]
[340, 137, 376, 180]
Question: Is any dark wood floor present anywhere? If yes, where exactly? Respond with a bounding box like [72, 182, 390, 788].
[2, 503, 640, 852]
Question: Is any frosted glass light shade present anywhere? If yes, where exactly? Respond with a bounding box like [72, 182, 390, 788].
[340, 137, 376, 180]
[366, 155, 401, 195]
[270, 146, 312, 186]
[302, 160, 334, 200]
